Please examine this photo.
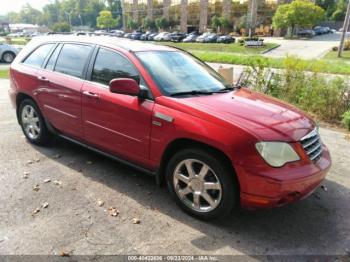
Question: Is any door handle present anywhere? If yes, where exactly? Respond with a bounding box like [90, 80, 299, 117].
[37, 76, 50, 82]
[83, 91, 99, 99]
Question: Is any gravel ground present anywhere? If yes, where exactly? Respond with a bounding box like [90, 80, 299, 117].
[0, 79, 349, 257]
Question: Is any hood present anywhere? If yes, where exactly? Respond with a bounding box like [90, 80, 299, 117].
[157, 88, 315, 141]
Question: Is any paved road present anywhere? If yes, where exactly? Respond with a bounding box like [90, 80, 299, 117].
[263, 33, 341, 59]
[0, 79, 350, 256]
[0, 64, 10, 70]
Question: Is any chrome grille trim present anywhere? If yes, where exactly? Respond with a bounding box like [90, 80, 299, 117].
[300, 127, 323, 162]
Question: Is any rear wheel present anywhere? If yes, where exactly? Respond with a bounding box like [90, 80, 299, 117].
[166, 148, 238, 220]
[19, 99, 52, 145]
[2, 51, 15, 63]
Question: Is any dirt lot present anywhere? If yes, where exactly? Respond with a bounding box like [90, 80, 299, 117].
[0, 79, 349, 257]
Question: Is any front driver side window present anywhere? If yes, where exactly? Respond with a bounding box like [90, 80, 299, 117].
[92, 48, 141, 86]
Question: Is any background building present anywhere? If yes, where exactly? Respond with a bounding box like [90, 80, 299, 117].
[122, 0, 279, 33]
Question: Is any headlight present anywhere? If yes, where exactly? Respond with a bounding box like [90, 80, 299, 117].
[255, 142, 300, 167]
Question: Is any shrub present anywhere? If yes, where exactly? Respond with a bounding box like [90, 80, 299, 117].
[243, 56, 350, 124]
[343, 110, 350, 130]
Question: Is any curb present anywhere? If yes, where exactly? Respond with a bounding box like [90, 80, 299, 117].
[260, 44, 281, 54]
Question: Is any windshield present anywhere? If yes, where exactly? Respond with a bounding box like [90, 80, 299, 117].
[136, 51, 231, 96]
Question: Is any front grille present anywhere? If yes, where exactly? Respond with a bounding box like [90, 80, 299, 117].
[300, 128, 323, 162]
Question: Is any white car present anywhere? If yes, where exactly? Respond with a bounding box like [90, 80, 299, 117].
[0, 43, 19, 63]
[154, 32, 171, 41]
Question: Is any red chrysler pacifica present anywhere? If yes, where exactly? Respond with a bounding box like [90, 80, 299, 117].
[9, 36, 331, 219]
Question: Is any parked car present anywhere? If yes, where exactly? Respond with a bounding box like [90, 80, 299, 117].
[123, 33, 132, 39]
[110, 30, 124, 37]
[298, 29, 316, 38]
[314, 26, 331, 35]
[130, 31, 143, 40]
[9, 36, 331, 220]
[204, 33, 219, 43]
[0, 43, 19, 63]
[170, 32, 187, 42]
[217, 35, 235, 44]
[196, 33, 211, 43]
[182, 34, 198, 43]
[154, 32, 172, 41]
[140, 31, 154, 41]
[147, 32, 159, 41]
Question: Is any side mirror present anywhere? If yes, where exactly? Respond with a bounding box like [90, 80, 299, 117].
[109, 78, 141, 96]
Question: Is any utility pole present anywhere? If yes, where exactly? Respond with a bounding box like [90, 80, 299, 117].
[248, 0, 257, 37]
[338, 0, 350, 57]
[64, 11, 72, 32]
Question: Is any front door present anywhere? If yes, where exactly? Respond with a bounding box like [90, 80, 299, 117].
[82, 47, 154, 167]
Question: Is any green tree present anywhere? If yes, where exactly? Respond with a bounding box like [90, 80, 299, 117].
[273, 0, 325, 37]
[142, 17, 156, 30]
[127, 17, 139, 30]
[97, 10, 118, 30]
[331, 0, 347, 21]
[211, 15, 221, 32]
[105, 0, 123, 27]
[316, 0, 336, 18]
[51, 22, 71, 32]
[155, 16, 169, 30]
[219, 16, 231, 33]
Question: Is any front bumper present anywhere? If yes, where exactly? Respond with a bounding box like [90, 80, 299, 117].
[237, 145, 331, 210]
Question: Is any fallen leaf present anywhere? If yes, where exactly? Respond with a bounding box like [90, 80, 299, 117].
[34, 158, 40, 162]
[23, 172, 30, 179]
[108, 207, 119, 217]
[53, 180, 62, 186]
[59, 251, 70, 257]
[26, 160, 33, 165]
[44, 178, 51, 183]
[321, 185, 328, 192]
[33, 184, 40, 192]
[132, 218, 141, 224]
[32, 208, 40, 215]
[86, 161, 93, 165]
[97, 200, 104, 207]
[42, 202, 49, 208]
[53, 154, 61, 159]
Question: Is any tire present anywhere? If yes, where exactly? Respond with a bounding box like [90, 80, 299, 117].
[166, 148, 238, 220]
[18, 99, 52, 146]
[2, 51, 15, 63]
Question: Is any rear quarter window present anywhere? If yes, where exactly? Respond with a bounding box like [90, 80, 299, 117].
[22, 44, 55, 68]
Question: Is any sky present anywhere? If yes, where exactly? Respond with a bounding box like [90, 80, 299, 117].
[0, 0, 50, 15]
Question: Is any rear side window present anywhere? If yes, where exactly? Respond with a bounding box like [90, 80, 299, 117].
[23, 44, 55, 68]
[55, 44, 92, 78]
[91, 48, 139, 85]
[45, 44, 62, 71]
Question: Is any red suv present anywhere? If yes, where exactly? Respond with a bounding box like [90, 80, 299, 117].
[9, 36, 331, 219]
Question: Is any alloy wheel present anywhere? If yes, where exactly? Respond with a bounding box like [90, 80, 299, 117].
[173, 159, 222, 213]
[21, 105, 41, 140]
[3, 52, 14, 63]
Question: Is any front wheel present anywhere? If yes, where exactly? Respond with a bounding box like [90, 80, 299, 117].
[166, 148, 238, 220]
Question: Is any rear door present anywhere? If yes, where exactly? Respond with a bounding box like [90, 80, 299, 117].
[82, 47, 154, 167]
[37, 43, 94, 139]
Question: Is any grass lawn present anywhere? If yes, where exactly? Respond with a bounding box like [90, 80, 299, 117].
[157, 42, 350, 75]
[0, 70, 9, 79]
[157, 42, 279, 55]
[324, 50, 350, 60]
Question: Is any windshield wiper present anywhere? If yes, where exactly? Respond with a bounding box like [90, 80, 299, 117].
[170, 90, 214, 97]
[211, 86, 235, 93]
